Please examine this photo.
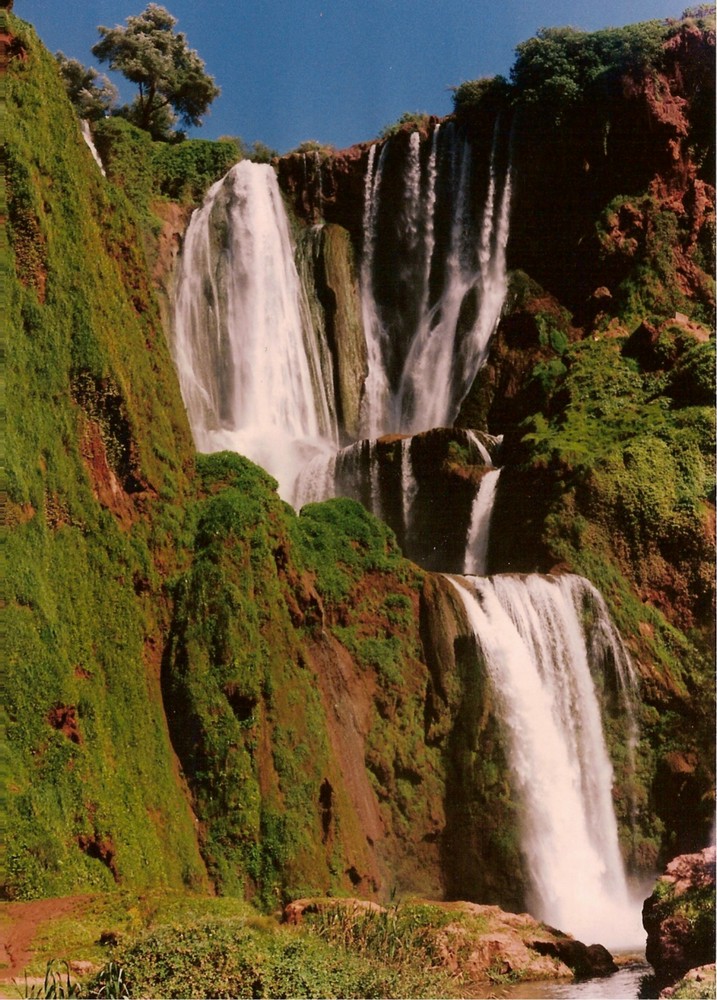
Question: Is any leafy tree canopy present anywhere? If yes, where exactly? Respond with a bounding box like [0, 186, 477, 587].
[55, 51, 118, 120]
[511, 20, 669, 114]
[92, 3, 220, 141]
[452, 75, 511, 115]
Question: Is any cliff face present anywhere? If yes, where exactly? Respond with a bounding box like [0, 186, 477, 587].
[275, 19, 715, 866]
[6, 6, 715, 920]
[507, 23, 715, 320]
[5, 11, 206, 897]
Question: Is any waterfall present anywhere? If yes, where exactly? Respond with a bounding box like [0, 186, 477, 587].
[448, 573, 644, 950]
[169, 131, 647, 949]
[400, 437, 419, 544]
[359, 144, 392, 438]
[465, 429, 494, 467]
[419, 123, 440, 321]
[357, 123, 513, 436]
[464, 469, 501, 575]
[81, 120, 105, 176]
[172, 161, 337, 500]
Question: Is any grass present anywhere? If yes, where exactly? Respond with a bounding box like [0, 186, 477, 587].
[16, 893, 256, 975]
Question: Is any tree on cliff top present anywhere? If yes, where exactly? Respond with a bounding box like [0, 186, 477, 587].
[92, 3, 220, 140]
[55, 52, 118, 120]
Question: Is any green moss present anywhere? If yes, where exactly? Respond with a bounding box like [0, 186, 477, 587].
[5, 13, 204, 899]
[292, 498, 407, 607]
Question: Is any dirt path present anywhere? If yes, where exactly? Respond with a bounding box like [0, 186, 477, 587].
[0, 896, 85, 981]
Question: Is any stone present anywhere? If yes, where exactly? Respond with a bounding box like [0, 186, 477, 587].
[643, 845, 716, 987]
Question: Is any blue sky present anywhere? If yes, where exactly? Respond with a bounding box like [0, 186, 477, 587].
[22, 1, 688, 152]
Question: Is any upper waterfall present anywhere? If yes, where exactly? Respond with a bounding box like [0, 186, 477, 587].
[172, 125, 512, 502]
[172, 161, 338, 499]
[359, 122, 513, 436]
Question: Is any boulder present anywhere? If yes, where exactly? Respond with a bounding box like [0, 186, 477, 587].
[660, 963, 716, 998]
[643, 845, 716, 987]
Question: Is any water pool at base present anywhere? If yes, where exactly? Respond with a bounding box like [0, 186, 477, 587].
[468, 960, 657, 999]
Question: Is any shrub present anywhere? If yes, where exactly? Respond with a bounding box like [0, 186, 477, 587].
[452, 75, 511, 115]
[379, 111, 431, 138]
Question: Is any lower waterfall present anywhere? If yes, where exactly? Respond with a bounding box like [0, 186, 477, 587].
[448, 573, 644, 950]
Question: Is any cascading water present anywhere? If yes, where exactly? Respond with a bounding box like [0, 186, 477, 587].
[448, 572, 644, 950]
[464, 469, 501, 575]
[359, 143, 392, 439]
[400, 437, 419, 543]
[81, 120, 105, 176]
[172, 161, 337, 499]
[357, 122, 513, 436]
[171, 130, 644, 955]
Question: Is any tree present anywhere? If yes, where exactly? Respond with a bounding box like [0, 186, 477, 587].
[55, 52, 118, 120]
[92, 4, 220, 141]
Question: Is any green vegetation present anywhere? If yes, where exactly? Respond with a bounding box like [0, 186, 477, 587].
[108, 916, 456, 999]
[669, 968, 717, 1000]
[452, 75, 511, 116]
[308, 902, 463, 967]
[92, 117, 240, 208]
[291, 139, 336, 157]
[379, 111, 431, 138]
[454, 13, 715, 121]
[5, 10, 207, 899]
[293, 497, 410, 606]
[92, 4, 220, 141]
[55, 53, 117, 120]
[20, 961, 81, 999]
[649, 876, 716, 976]
[511, 20, 668, 117]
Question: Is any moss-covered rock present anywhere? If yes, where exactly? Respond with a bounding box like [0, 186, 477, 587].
[296, 223, 367, 439]
[5, 11, 206, 897]
[643, 846, 716, 989]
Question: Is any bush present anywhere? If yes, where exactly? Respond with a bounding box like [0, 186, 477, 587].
[452, 75, 511, 115]
[379, 111, 430, 138]
[114, 917, 455, 998]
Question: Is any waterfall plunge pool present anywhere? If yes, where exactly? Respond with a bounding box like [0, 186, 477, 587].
[468, 959, 656, 1000]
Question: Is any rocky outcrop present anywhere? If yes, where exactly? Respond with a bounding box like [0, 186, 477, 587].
[278, 143, 370, 240]
[283, 897, 618, 986]
[325, 427, 498, 572]
[295, 223, 367, 438]
[508, 23, 715, 317]
[457, 270, 580, 437]
[660, 963, 716, 999]
[643, 845, 716, 988]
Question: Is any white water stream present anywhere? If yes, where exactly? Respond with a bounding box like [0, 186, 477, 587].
[359, 124, 513, 435]
[172, 161, 337, 499]
[464, 469, 501, 575]
[448, 573, 644, 950]
[81, 120, 106, 175]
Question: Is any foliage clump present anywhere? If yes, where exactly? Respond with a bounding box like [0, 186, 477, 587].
[107, 915, 457, 998]
[55, 52, 117, 120]
[379, 111, 431, 138]
[92, 3, 220, 141]
[91, 116, 240, 208]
